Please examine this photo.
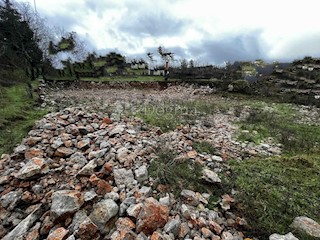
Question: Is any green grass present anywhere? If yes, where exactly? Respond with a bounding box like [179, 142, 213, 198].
[228, 155, 320, 240]
[229, 102, 320, 239]
[182, 100, 216, 115]
[135, 99, 238, 132]
[46, 76, 76, 81]
[0, 83, 48, 155]
[92, 61, 107, 67]
[238, 106, 320, 154]
[148, 148, 205, 195]
[194, 141, 217, 155]
[136, 104, 181, 132]
[106, 66, 117, 73]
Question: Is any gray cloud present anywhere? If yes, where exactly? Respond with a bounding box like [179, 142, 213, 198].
[83, 0, 115, 18]
[119, 11, 189, 37]
[18, 0, 320, 64]
[188, 31, 267, 64]
[271, 33, 320, 62]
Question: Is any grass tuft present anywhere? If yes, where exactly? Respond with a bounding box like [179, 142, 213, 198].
[194, 141, 217, 155]
[148, 148, 204, 195]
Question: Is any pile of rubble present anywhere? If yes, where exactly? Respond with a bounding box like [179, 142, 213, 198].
[0, 105, 283, 240]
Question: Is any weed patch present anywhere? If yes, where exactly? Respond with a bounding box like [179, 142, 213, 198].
[148, 148, 205, 195]
[194, 141, 217, 155]
[239, 107, 320, 154]
[136, 105, 181, 132]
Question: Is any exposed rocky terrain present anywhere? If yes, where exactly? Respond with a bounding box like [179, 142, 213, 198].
[1, 84, 319, 240]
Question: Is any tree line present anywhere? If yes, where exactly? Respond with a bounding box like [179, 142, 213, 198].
[0, 0, 87, 96]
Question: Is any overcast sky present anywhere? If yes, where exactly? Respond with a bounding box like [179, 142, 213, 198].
[17, 0, 320, 65]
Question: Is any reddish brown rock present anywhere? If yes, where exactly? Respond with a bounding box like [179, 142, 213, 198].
[16, 157, 47, 180]
[227, 218, 236, 227]
[209, 221, 223, 235]
[60, 133, 71, 141]
[112, 229, 136, 240]
[136, 198, 169, 235]
[201, 227, 214, 238]
[221, 194, 235, 211]
[178, 222, 190, 238]
[156, 184, 170, 193]
[197, 216, 207, 228]
[25, 148, 44, 160]
[187, 150, 197, 159]
[26, 137, 42, 146]
[212, 237, 221, 240]
[96, 180, 112, 195]
[75, 217, 99, 240]
[103, 117, 113, 124]
[115, 217, 136, 231]
[57, 118, 69, 126]
[150, 231, 163, 240]
[22, 191, 33, 203]
[64, 140, 73, 148]
[0, 175, 9, 185]
[89, 174, 100, 186]
[40, 216, 54, 235]
[103, 162, 113, 174]
[25, 223, 40, 240]
[77, 139, 90, 150]
[47, 227, 68, 240]
[54, 147, 74, 158]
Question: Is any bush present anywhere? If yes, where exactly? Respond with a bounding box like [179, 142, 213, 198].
[230, 79, 251, 94]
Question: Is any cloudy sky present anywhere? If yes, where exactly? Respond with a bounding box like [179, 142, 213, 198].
[17, 0, 320, 65]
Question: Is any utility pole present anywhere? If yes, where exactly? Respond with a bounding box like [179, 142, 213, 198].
[33, 0, 37, 13]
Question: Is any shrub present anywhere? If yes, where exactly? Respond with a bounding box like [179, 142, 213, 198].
[148, 148, 204, 195]
[194, 141, 217, 155]
[231, 79, 251, 94]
